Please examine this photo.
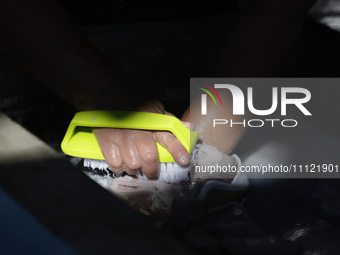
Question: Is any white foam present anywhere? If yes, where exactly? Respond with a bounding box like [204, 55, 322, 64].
[158, 163, 190, 183]
[83, 158, 110, 172]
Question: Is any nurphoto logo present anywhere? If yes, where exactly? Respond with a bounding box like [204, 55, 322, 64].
[199, 83, 312, 128]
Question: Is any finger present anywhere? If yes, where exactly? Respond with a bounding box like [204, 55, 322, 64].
[164, 111, 175, 116]
[106, 144, 124, 173]
[93, 128, 124, 173]
[153, 131, 190, 166]
[116, 132, 142, 175]
[164, 113, 191, 165]
[139, 100, 165, 113]
[134, 131, 159, 178]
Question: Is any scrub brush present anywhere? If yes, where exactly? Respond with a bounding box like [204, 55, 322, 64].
[61, 111, 199, 183]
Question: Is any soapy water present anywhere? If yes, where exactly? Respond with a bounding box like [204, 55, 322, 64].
[79, 143, 246, 214]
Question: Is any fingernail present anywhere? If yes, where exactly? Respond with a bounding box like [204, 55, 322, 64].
[179, 153, 190, 165]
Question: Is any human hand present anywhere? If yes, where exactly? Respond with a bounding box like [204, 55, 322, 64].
[92, 99, 190, 179]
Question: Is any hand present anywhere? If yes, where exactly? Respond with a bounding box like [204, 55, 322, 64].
[92, 100, 190, 178]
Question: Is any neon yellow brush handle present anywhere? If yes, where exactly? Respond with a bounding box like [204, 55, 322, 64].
[61, 111, 199, 163]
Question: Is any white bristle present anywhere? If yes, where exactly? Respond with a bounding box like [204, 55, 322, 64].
[83, 158, 190, 183]
[83, 159, 110, 172]
[158, 163, 190, 183]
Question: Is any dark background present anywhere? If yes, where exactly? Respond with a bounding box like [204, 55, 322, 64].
[0, 0, 340, 254]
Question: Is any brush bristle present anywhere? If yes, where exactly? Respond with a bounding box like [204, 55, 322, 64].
[158, 163, 190, 183]
[83, 158, 110, 171]
[83, 158, 190, 183]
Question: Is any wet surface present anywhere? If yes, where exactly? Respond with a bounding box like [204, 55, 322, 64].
[2, 156, 340, 254]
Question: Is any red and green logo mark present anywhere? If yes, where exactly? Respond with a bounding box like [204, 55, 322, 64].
[197, 82, 222, 115]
